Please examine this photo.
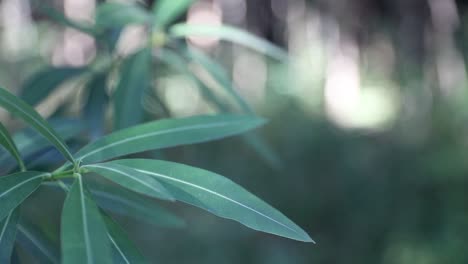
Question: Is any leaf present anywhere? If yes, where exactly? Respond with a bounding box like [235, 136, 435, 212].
[169, 23, 289, 61]
[182, 46, 253, 113]
[20, 67, 87, 106]
[0, 122, 25, 171]
[157, 48, 231, 112]
[152, 0, 194, 28]
[0, 87, 76, 164]
[0, 119, 84, 174]
[16, 222, 60, 264]
[111, 159, 314, 242]
[114, 48, 151, 129]
[75, 114, 265, 164]
[83, 73, 109, 140]
[0, 172, 47, 222]
[0, 208, 20, 263]
[61, 176, 112, 264]
[83, 163, 174, 201]
[162, 48, 283, 169]
[103, 213, 148, 264]
[96, 3, 152, 30]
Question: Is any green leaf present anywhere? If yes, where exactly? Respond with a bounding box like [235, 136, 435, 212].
[0, 172, 47, 222]
[157, 48, 231, 112]
[61, 176, 112, 264]
[182, 46, 253, 113]
[169, 23, 289, 61]
[152, 0, 194, 28]
[0, 87, 76, 164]
[83, 73, 109, 140]
[86, 179, 185, 228]
[110, 159, 314, 242]
[0, 119, 84, 173]
[103, 214, 148, 264]
[75, 114, 265, 164]
[0, 122, 25, 171]
[0, 208, 19, 263]
[83, 163, 174, 201]
[20, 67, 87, 106]
[114, 48, 151, 129]
[96, 3, 152, 30]
[162, 48, 283, 169]
[17, 221, 60, 264]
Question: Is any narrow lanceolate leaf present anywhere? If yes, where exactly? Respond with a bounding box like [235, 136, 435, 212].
[17, 222, 60, 264]
[169, 24, 289, 61]
[157, 48, 231, 112]
[0, 122, 25, 171]
[75, 114, 266, 164]
[103, 214, 148, 264]
[0, 208, 20, 263]
[20, 67, 87, 106]
[152, 0, 193, 28]
[0, 172, 47, 222]
[0, 87, 76, 164]
[0, 119, 84, 174]
[114, 48, 151, 129]
[61, 177, 112, 264]
[83, 73, 109, 140]
[111, 159, 314, 242]
[86, 179, 185, 228]
[83, 163, 174, 201]
[183, 46, 253, 113]
[96, 3, 152, 30]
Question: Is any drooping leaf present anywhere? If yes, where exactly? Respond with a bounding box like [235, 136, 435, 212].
[84, 179, 185, 228]
[169, 23, 289, 61]
[20, 67, 87, 106]
[182, 46, 253, 113]
[0, 172, 47, 222]
[61, 176, 112, 264]
[114, 48, 151, 129]
[16, 221, 60, 264]
[102, 213, 148, 264]
[162, 48, 283, 169]
[96, 3, 152, 30]
[75, 114, 265, 164]
[152, 0, 194, 28]
[157, 48, 231, 112]
[111, 159, 314, 242]
[0, 208, 20, 263]
[0, 122, 25, 171]
[0, 87, 76, 164]
[0, 119, 84, 174]
[83, 73, 109, 140]
[83, 163, 174, 201]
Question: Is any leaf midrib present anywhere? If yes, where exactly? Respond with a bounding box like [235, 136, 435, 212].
[85, 164, 168, 197]
[0, 174, 47, 199]
[77, 176, 93, 263]
[78, 119, 251, 161]
[132, 168, 305, 238]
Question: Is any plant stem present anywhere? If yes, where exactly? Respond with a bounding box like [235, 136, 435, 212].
[50, 169, 75, 180]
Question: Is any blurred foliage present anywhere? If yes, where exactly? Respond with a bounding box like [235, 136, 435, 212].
[2, 0, 468, 263]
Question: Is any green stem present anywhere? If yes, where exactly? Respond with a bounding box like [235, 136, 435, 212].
[49, 169, 75, 180]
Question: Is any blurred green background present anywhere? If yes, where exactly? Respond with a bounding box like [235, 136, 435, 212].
[3, 0, 468, 263]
